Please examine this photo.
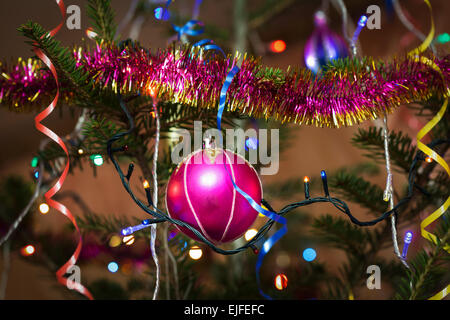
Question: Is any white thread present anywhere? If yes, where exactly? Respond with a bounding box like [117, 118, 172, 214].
[150, 102, 161, 300]
[382, 115, 410, 270]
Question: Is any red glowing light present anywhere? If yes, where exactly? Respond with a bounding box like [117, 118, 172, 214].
[269, 40, 286, 53]
[274, 273, 288, 290]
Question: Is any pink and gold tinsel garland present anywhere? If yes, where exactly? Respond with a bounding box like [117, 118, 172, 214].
[1, 43, 449, 128]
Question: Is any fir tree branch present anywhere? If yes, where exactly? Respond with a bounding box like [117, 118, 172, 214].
[87, 0, 117, 43]
[408, 220, 450, 300]
[18, 21, 97, 107]
[352, 126, 415, 173]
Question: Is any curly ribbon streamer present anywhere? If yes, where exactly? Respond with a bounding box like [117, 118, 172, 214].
[408, 0, 450, 300]
[217, 65, 288, 300]
[156, 0, 205, 41]
[33, 0, 93, 300]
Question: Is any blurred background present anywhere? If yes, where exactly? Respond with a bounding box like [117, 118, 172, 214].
[0, 0, 449, 300]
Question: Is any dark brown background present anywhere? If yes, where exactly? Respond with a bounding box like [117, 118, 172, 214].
[0, 0, 449, 299]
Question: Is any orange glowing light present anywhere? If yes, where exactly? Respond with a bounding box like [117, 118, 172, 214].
[269, 40, 286, 53]
[303, 176, 310, 183]
[21, 245, 35, 256]
[274, 273, 288, 290]
[425, 156, 433, 163]
[143, 180, 150, 189]
[147, 84, 157, 97]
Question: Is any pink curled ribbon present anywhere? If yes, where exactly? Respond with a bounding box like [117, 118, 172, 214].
[33, 0, 93, 300]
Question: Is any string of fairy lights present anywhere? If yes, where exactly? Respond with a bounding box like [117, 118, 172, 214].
[106, 94, 448, 289]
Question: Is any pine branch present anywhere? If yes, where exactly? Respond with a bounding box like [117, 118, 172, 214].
[395, 215, 450, 300]
[18, 21, 97, 107]
[312, 215, 368, 258]
[352, 126, 415, 173]
[86, 0, 117, 43]
[330, 170, 386, 213]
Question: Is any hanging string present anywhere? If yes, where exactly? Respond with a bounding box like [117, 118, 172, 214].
[382, 114, 411, 270]
[150, 96, 161, 300]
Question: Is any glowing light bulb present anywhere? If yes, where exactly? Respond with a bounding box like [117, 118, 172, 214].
[91, 154, 104, 166]
[77, 148, 84, 155]
[245, 137, 258, 150]
[274, 274, 288, 290]
[436, 32, 450, 44]
[109, 235, 121, 247]
[425, 156, 433, 163]
[21, 245, 35, 256]
[39, 203, 50, 214]
[302, 248, 317, 262]
[303, 176, 310, 183]
[269, 40, 286, 53]
[108, 262, 119, 273]
[123, 235, 135, 246]
[85, 27, 98, 39]
[31, 156, 39, 168]
[189, 246, 203, 260]
[143, 180, 150, 189]
[244, 228, 258, 241]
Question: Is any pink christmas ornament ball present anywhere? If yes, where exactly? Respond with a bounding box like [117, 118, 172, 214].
[165, 148, 262, 244]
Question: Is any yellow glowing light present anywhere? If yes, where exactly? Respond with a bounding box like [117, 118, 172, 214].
[109, 235, 121, 248]
[303, 176, 310, 183]
[244, 228, 258, 241]
[77, 148, 84, 155]
[274, 273, 288, 290]
[85, 27, 98, 39]
[189, 246, 203, 260]
[39, 203, 50, 214]
[123, 235, 135, 246]
[147, 84, 157, 97]
[21, 245, 35, 256]
[143, 180, 150, 189]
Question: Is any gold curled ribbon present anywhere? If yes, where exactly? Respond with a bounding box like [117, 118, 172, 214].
[408, 0, 450, 300]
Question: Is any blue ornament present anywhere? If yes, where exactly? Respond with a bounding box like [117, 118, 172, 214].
[304, 11, 349, 74]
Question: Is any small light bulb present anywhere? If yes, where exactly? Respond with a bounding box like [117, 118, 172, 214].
[123, 235, 135, 246]
[31, 156, 39, 168]
[143, 180, 150, 189]
[39, 203, 50, 214]
[302, 248, 317, 262]
[269, 40, 286, 53]
[189, 246, 203, 260]
[304, 176, 310, 183]
[244, 228, 258, 241]
[109, 235, 121, 247]
[274, 274, 288, 290]
[425, 156, 433, 163]
[21, 245, 35, 256]
[77, 148, 84, 155]
[91, 154, 104, 166]
[108, 262, 119, 273]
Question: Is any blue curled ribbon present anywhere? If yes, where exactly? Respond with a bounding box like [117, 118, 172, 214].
[217, 65, 288, 300]
[155, 0, 206, 41]
[172, 20, 204, 40]
[192, 39, 226, 58]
